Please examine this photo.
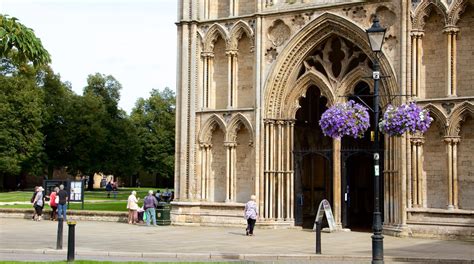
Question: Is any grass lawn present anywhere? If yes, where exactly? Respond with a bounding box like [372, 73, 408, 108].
[0, 187, 172, 212]
[0, 201, 128, 211]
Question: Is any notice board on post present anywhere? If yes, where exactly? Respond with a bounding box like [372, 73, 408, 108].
[69, 180, 84, 202]
[313, 199, 336, 232]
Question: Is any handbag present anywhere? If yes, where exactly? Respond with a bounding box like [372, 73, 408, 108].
[55, 196, 59, 204]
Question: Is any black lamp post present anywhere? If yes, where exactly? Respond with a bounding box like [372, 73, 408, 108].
[366, 16, 386, 264]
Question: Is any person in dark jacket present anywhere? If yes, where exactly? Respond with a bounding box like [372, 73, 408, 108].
[57, 184, 68, 221]
[143, 190, 158, 226]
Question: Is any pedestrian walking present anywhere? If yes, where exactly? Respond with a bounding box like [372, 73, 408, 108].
[33, 187, 45, 221]
[127, 190, 139, 224]
[144, 190, 158, 226]
[49, 187, 59, 221]
[30, 186, 39, 220]
[244, 194, 258, 236]
[105, 181, 112, 198]
[112, 181, 118, 199]
[57, 184, 68, 221]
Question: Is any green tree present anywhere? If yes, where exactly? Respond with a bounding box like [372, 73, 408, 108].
[84, 73, 121, 116]
[0, 65, 44, 189]
[80, 73, 141, 187]
[41, 69, 76, 176]
[0, 15, 51, 66]
[131, 87, 175, 187]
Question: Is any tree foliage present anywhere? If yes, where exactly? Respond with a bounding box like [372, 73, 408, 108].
[0, 15, 51, 66]
[0, 64, 44, 188]
[131, 88, 175, 186]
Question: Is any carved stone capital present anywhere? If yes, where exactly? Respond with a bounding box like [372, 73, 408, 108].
[264, 119, 276, 125]
[410, 30, 424, 38]
[201, 52, 214, 58]
[443, 26, 459, 34]
[410, 135, 425, 146]
[225, 50, 238, 56]
[443, 136, 461, 145]
[224, 142, 237, 148]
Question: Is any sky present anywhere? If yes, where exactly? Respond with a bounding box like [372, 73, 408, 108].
[0, 0, 177, 113]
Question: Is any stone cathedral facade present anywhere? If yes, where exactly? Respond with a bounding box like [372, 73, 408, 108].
[173, 0, 474, 239]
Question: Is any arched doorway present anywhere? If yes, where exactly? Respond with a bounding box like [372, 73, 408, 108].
[294, 86, 332, 228]
[341, 81, 383, 231]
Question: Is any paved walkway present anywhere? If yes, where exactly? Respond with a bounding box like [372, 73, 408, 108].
[0, 218, 473, 263]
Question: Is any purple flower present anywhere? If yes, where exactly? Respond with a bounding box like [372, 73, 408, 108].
[319, 100, 370, 139]
[379, 102, 433, 136]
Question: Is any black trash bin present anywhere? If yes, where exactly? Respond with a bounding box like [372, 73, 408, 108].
[156, 202, 171, 225]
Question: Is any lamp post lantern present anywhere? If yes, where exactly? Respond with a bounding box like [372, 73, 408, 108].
[366, 16, 386, 264]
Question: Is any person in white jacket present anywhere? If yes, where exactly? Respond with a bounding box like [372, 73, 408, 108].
[244, 195, 258, 236]
[127, 191, 139, 224]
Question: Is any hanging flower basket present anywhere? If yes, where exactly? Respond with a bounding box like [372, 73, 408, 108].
[319, 100, 370, 139]
[379, 102, 433, 136]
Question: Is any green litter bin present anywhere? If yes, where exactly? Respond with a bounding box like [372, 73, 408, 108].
[156, 202, 171, 225]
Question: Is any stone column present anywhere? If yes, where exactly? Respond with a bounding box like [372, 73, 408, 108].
[200, 144, 207, 200]
[444, 27, 459, 97]
[263, 119, 277, 219]
[224, 142, 237, 202]
[201, 52, 214, 108]
[444, 137, 461, 209]
[410, 135, 425, 207]
[289, 120, 295, 220]
[332, 139, 341, 227]
[277, 120, 284, 220]
[410, 31, 424, 97]
[226, 50, 238, 108]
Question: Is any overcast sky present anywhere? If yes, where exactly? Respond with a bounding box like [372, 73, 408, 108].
[1, 0, 177, 113]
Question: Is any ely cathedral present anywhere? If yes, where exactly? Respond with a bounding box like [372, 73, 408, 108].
[173, 0, 474, 239]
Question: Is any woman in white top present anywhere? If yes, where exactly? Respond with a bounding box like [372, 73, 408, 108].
[127, 191, 139, 224]
[244, 194, 258, 236]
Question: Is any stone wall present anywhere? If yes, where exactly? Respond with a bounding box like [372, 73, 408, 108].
[237, 34, 255, 108]
[457, 5, 474, 97]
[424, 124, 448, 209]
[458, 117, 474, 210]
[0, 208, 128, 222]
[422, 12, 447, 99]
[211, 129, 226, 202]
[213, 37, 227, 109]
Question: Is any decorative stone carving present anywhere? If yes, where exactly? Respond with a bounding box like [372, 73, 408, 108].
[268, 19, 291, 47]
[292, 14, 306, 27]
[411, 1, 448, 30]
[342, 6, 367, 20]
[442, 102, 455, 115]
[301, 36, 368, 89]
[266, 47, 278, 62]
[447, 0, 468, 26]
[384, 35, 397, 51]
[375, 6, 397, 30]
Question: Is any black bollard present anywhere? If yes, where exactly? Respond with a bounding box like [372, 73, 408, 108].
[56, 218, 63, 250]
[67, 221, 76, 262]
[315, 221, 322, 254]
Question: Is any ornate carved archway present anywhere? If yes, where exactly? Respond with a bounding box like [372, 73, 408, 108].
[260, 12, 399, 226]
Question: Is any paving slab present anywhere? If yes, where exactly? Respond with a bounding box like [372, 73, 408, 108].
[0, 218, 472, 263]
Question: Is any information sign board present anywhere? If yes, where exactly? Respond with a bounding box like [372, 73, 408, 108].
[313, 199, 336, 231]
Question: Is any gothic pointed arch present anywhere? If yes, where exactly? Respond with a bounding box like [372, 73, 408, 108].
[423, 103, 449, 135]
[264, 12, 398, 119]
[229, 20, 254, 50]
[203, 23, 230, 52]
[447, 0, 470, 26]
[411, 0, 448, 29]
[447, 101, 474, 137]
[226, 113, 254, 144]
[199, 114, 227, 144]
[285, 70, 334, 119]
[338, 63, 374, 99]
